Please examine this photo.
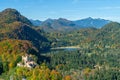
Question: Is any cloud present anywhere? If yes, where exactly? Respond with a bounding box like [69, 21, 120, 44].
[99, 6, 120, 10]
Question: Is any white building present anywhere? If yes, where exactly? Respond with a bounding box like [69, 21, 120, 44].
[17, 54, 37, 68]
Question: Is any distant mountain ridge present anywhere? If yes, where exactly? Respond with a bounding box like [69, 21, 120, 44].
[30, 19, 42, 26]
[38, 18, 77, 32]
[30, 17, 111, 32]
[74, 17, 110, 28]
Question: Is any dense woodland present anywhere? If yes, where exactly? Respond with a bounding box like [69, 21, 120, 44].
[0, 8, 119, 80]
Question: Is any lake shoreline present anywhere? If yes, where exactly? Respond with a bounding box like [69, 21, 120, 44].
[51, 46, 81, 50]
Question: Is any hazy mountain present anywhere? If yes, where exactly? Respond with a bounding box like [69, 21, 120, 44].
[39, 18, 77, 32]
[37, 18, 76, 32]
[30, 19, 42, 26]
[31, 17, 111, 32]
[74, 17, 110, 28]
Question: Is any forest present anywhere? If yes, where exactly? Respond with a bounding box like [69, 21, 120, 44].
[0, 8, 119, 80]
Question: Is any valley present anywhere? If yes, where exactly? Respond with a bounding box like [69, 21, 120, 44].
[0, 8, 119, 80]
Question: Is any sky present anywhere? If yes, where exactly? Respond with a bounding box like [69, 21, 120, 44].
[0, 0, 120, 22]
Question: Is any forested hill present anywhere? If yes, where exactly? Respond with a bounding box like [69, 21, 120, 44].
[45, 22, 120, 48]
[0, 8, 50, 51]
[0, 8, 32, 25]
[92, 22, 120, 48]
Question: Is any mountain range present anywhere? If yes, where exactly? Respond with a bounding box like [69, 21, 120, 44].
[30, 17, 111, 32]
[74, 17, 110, 28]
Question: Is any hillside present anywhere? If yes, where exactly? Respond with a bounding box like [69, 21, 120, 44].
[0, 39, 38, 74]
[0, 8, 32, 25]
[0, 8, 50, 51]
[93, 22, 120, 47]
[0, 8, 59, 78]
